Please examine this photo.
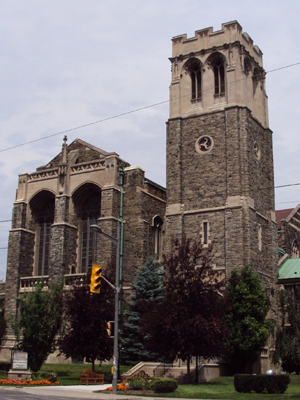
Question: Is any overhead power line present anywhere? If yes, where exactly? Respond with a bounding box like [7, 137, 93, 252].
[0, 61, 299, 154]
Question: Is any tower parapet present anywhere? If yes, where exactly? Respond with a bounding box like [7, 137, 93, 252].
[169, 21, 268, 127]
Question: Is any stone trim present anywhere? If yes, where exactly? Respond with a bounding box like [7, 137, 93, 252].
[137, 188, 166, 203]
[29, 168, 58, 181]
[98, 216, 120, 222]
[101, 185, 120, 192]
[257, 270, 272, 279]
[55, 194, 71, 199]
[51, 223, 77, 229]
[10, 228, 35, 234]
[13, 200, 28, 205]
[286, 204, 300, 223]
[289, 222, 300, 233]
[256, 211, 268, 222]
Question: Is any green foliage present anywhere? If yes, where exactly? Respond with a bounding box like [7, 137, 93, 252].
[58, 273, 114, 371]
[143, 237, 227, 377]
[234, 374, 290, 394]
[223, 266, 270, 372]
[10, 280, 64, 372]
[127, 376, 158, 390]
[272, 289, 300, 373]
[121, 257, 164, 365]
[153, 377, 178, 393]
[32, 372, 57, 383]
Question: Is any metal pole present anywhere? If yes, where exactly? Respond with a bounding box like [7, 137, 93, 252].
[112, 220, 120, 394]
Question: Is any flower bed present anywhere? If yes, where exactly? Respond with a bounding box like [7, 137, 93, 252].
[107, 382, 127, 391]
[0, 378, 60, 386]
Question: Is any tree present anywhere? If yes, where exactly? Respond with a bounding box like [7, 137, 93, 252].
[121, 257, 164, 365]
[143, 236, 227, 382]
[11, 280, 63, 372]
[58, 273, 114, 371]
[0, 298, 6, 347]
[272, 289, 300, 374]
[223, 266, 270, 373]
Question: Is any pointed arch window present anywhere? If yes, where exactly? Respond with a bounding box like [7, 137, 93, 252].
[208, 53, 225, 96]
[190, 61, 201, 100]
[153, 216, 163, 259]
[213, 60, 225, 95]
[37, 199, 54, 276]
[292, 240, 300, 259]
[185, 58, 202, 101]
[80, 193, 101, 273]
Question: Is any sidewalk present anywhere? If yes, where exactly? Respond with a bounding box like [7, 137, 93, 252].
[0, 384, 208, 400]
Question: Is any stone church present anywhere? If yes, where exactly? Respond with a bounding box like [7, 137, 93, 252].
[3, 137, 165, 361]
[1, 20, 299, 370]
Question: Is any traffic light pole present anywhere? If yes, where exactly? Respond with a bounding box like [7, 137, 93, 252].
[90, 221, 120, 394]
[113, 220, 120, 394]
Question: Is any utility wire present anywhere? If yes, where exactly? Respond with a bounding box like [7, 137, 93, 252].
[0, 61, 299, 154]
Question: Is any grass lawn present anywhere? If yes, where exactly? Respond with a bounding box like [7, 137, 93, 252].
[5, 363, 300, 399]
[40, 363, 131, 385]
[149, 376, 300, 400]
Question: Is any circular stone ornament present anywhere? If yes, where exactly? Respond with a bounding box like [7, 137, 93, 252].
[195, 135, 214, 154]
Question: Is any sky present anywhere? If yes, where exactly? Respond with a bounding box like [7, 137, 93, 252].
[0, 0, 299, 280]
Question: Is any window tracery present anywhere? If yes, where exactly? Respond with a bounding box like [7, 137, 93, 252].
[185, 58, 202, 101]
[79, 192, 101, 273]
[153, 216, 163, 259]
[36, 199, 55, 276]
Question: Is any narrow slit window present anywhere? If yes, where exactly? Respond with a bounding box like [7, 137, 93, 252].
[203, 222, 208, 245]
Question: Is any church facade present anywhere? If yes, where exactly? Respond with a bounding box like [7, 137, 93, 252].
[3, 137, 165, 361]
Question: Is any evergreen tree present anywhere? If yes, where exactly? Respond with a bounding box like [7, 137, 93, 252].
[273, 289, 300, 374]
[223, 266, 270, 373]
[121, 257, 164, 365]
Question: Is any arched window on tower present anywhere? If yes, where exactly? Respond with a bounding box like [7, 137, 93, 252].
[253, 67, 261, 95]
[152, 216, 163, 259]
[185, 58, 202, 101]
[208, 53, 226, 96]
[35, 198, 55, 276]
[79, 192, 101, 273]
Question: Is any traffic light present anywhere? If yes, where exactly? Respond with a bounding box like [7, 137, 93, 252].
[90, 265, 102, 294]
[106, 321, 114, 338]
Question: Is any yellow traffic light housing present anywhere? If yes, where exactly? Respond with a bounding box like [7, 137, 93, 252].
[106, 321, 114, 338]
[90, 265, 102, 294]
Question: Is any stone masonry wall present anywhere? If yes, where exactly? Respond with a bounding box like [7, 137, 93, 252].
[166, 106, 277, 283]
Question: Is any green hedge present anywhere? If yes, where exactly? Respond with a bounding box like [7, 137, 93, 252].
[234, 374, 290, 394]
[127, 376, 158, 390]
[153, 378, 178, 393]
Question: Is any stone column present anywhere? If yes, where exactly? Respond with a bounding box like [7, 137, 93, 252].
[49, 195, 77, 282]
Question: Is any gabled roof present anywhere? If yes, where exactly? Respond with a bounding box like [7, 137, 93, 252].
[36, 138, 120, 171]
[275, 208, 294, 230]
[278, 258, 300, 283]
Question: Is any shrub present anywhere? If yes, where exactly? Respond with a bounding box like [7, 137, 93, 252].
[127, 377, 145, 390]
[234, 374, 290, 394]
[127, 376, 158, 390]
[153, 378, 178, 393]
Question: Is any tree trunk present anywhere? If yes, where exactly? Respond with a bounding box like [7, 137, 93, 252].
[195, 356, 199, 383]
[92, 358, 95, 372]
[187, 356, 191, 383]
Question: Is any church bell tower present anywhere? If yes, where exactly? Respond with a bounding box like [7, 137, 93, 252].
[165, 21, 277, 285]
